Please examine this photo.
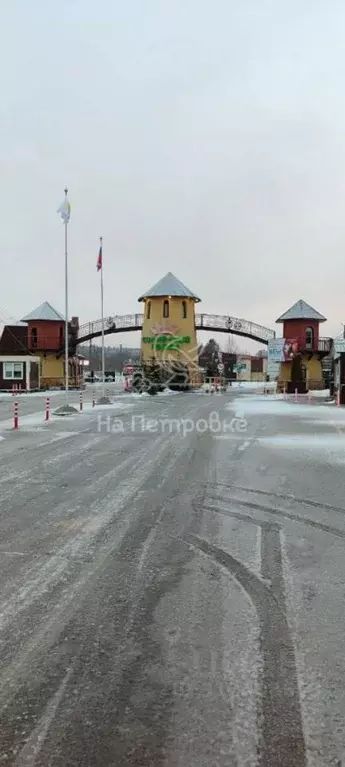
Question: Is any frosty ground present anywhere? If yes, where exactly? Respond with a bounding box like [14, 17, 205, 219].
[0, 385, 345, 766]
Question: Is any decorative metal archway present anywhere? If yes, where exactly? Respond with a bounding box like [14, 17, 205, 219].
[76, 313, 275, 346]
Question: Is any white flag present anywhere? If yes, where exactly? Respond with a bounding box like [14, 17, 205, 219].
[57, 196, 71, 223]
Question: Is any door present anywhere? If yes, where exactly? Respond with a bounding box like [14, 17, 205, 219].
[30, 362, 39, 390]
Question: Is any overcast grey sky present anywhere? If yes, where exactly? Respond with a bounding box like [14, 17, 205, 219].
[1, 0, 345, 348]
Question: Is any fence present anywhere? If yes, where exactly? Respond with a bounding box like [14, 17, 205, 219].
[37, 376, 85, 390]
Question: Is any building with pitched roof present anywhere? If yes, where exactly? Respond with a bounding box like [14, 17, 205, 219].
[275, 299, 331, 392]
[0, 302, 83, 389]
[139, 272, 201, 381]
[21, 302, 82, 388]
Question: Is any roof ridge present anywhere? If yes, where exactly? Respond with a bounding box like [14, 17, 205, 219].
[138, 272, 201, 302]
[21, 301, 65, 322]
[276, 298, 326, 323]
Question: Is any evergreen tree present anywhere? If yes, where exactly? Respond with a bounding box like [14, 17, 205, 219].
[144, 358, 163, 394]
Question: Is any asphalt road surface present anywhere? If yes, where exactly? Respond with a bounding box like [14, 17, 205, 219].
[1, 389, 345, 766]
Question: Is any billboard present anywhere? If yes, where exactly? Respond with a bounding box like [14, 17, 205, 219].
[268, 338, 298, 362]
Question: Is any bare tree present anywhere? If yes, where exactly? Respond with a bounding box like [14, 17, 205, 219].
[224, 334, 240, 354]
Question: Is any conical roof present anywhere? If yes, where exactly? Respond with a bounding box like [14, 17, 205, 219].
[21, 301, 64, 322]
[276, 299, 326, 323]
[138, 271, 201, 302]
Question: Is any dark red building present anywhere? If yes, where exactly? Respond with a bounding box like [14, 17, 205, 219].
[276, 299, 332, 392]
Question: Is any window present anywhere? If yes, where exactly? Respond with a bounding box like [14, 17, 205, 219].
[3, 362, 24, 380]
[182, 300, 187, 319]
[31, 327, 37, 347]
[147, 301, 151, 319]
[305, 327, 314, 348]
[163, 300, 169, 318]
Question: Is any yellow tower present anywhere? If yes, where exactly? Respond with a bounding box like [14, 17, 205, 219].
[138, 272, 201, 381]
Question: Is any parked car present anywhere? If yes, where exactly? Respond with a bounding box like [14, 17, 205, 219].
[84, 373, 101, 382]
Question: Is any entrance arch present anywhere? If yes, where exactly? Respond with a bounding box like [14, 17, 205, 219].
[75, 313, 276, 347]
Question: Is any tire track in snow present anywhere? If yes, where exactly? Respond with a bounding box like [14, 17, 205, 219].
[203, 493, 345, 542]
[15, 664, 75, 766]
[0, 436, 164, 638]
[208, 482, 345, 516]
[185, 534, 306, 767]
[0, 424, 195, 712]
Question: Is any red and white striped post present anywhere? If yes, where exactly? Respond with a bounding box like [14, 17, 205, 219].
[80, 390, 83, 411]
[13, 401, 19, 430]
[92, 389, 96, 408]
[45, 396, 50, 421]
[337, 387, 341, 407]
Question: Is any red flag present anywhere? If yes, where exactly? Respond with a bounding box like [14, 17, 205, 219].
[97, 244, 102, 271]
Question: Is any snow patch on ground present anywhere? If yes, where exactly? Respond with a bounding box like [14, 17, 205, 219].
[301, 418, 345, 430]
[232, 380, 276, 390]
[0, 400, 133, 432]
[0, 379, 126, 400]
[228, 396, 344, 421]
[229, 396, 312, 418]
[259, 434, 345, 451]
[81, 401, 133, 413]
[258, 432, 345, 465]
[122, 389, 179, 398]
[0, 389, 71, 399]
[86, 381, 125, 391]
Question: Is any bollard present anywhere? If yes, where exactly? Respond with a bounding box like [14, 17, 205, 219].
[45, 396, 50, 421]
[307, 389, 311, 404]
[92, 390, 96, 407]
[12, 384, 17, 396]
[13, 401, 19, 430]
[294, 388, 298, 402]
[80, 390, 83, 411]
[337, 388, 341, 407]
[283, 384, 286, 399]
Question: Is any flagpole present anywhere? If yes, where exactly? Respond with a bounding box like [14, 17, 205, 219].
[64, 188, 69, 397]
[100, 236, 105, 397]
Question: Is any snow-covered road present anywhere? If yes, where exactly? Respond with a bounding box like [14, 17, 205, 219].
[1, 389, 345, 765]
